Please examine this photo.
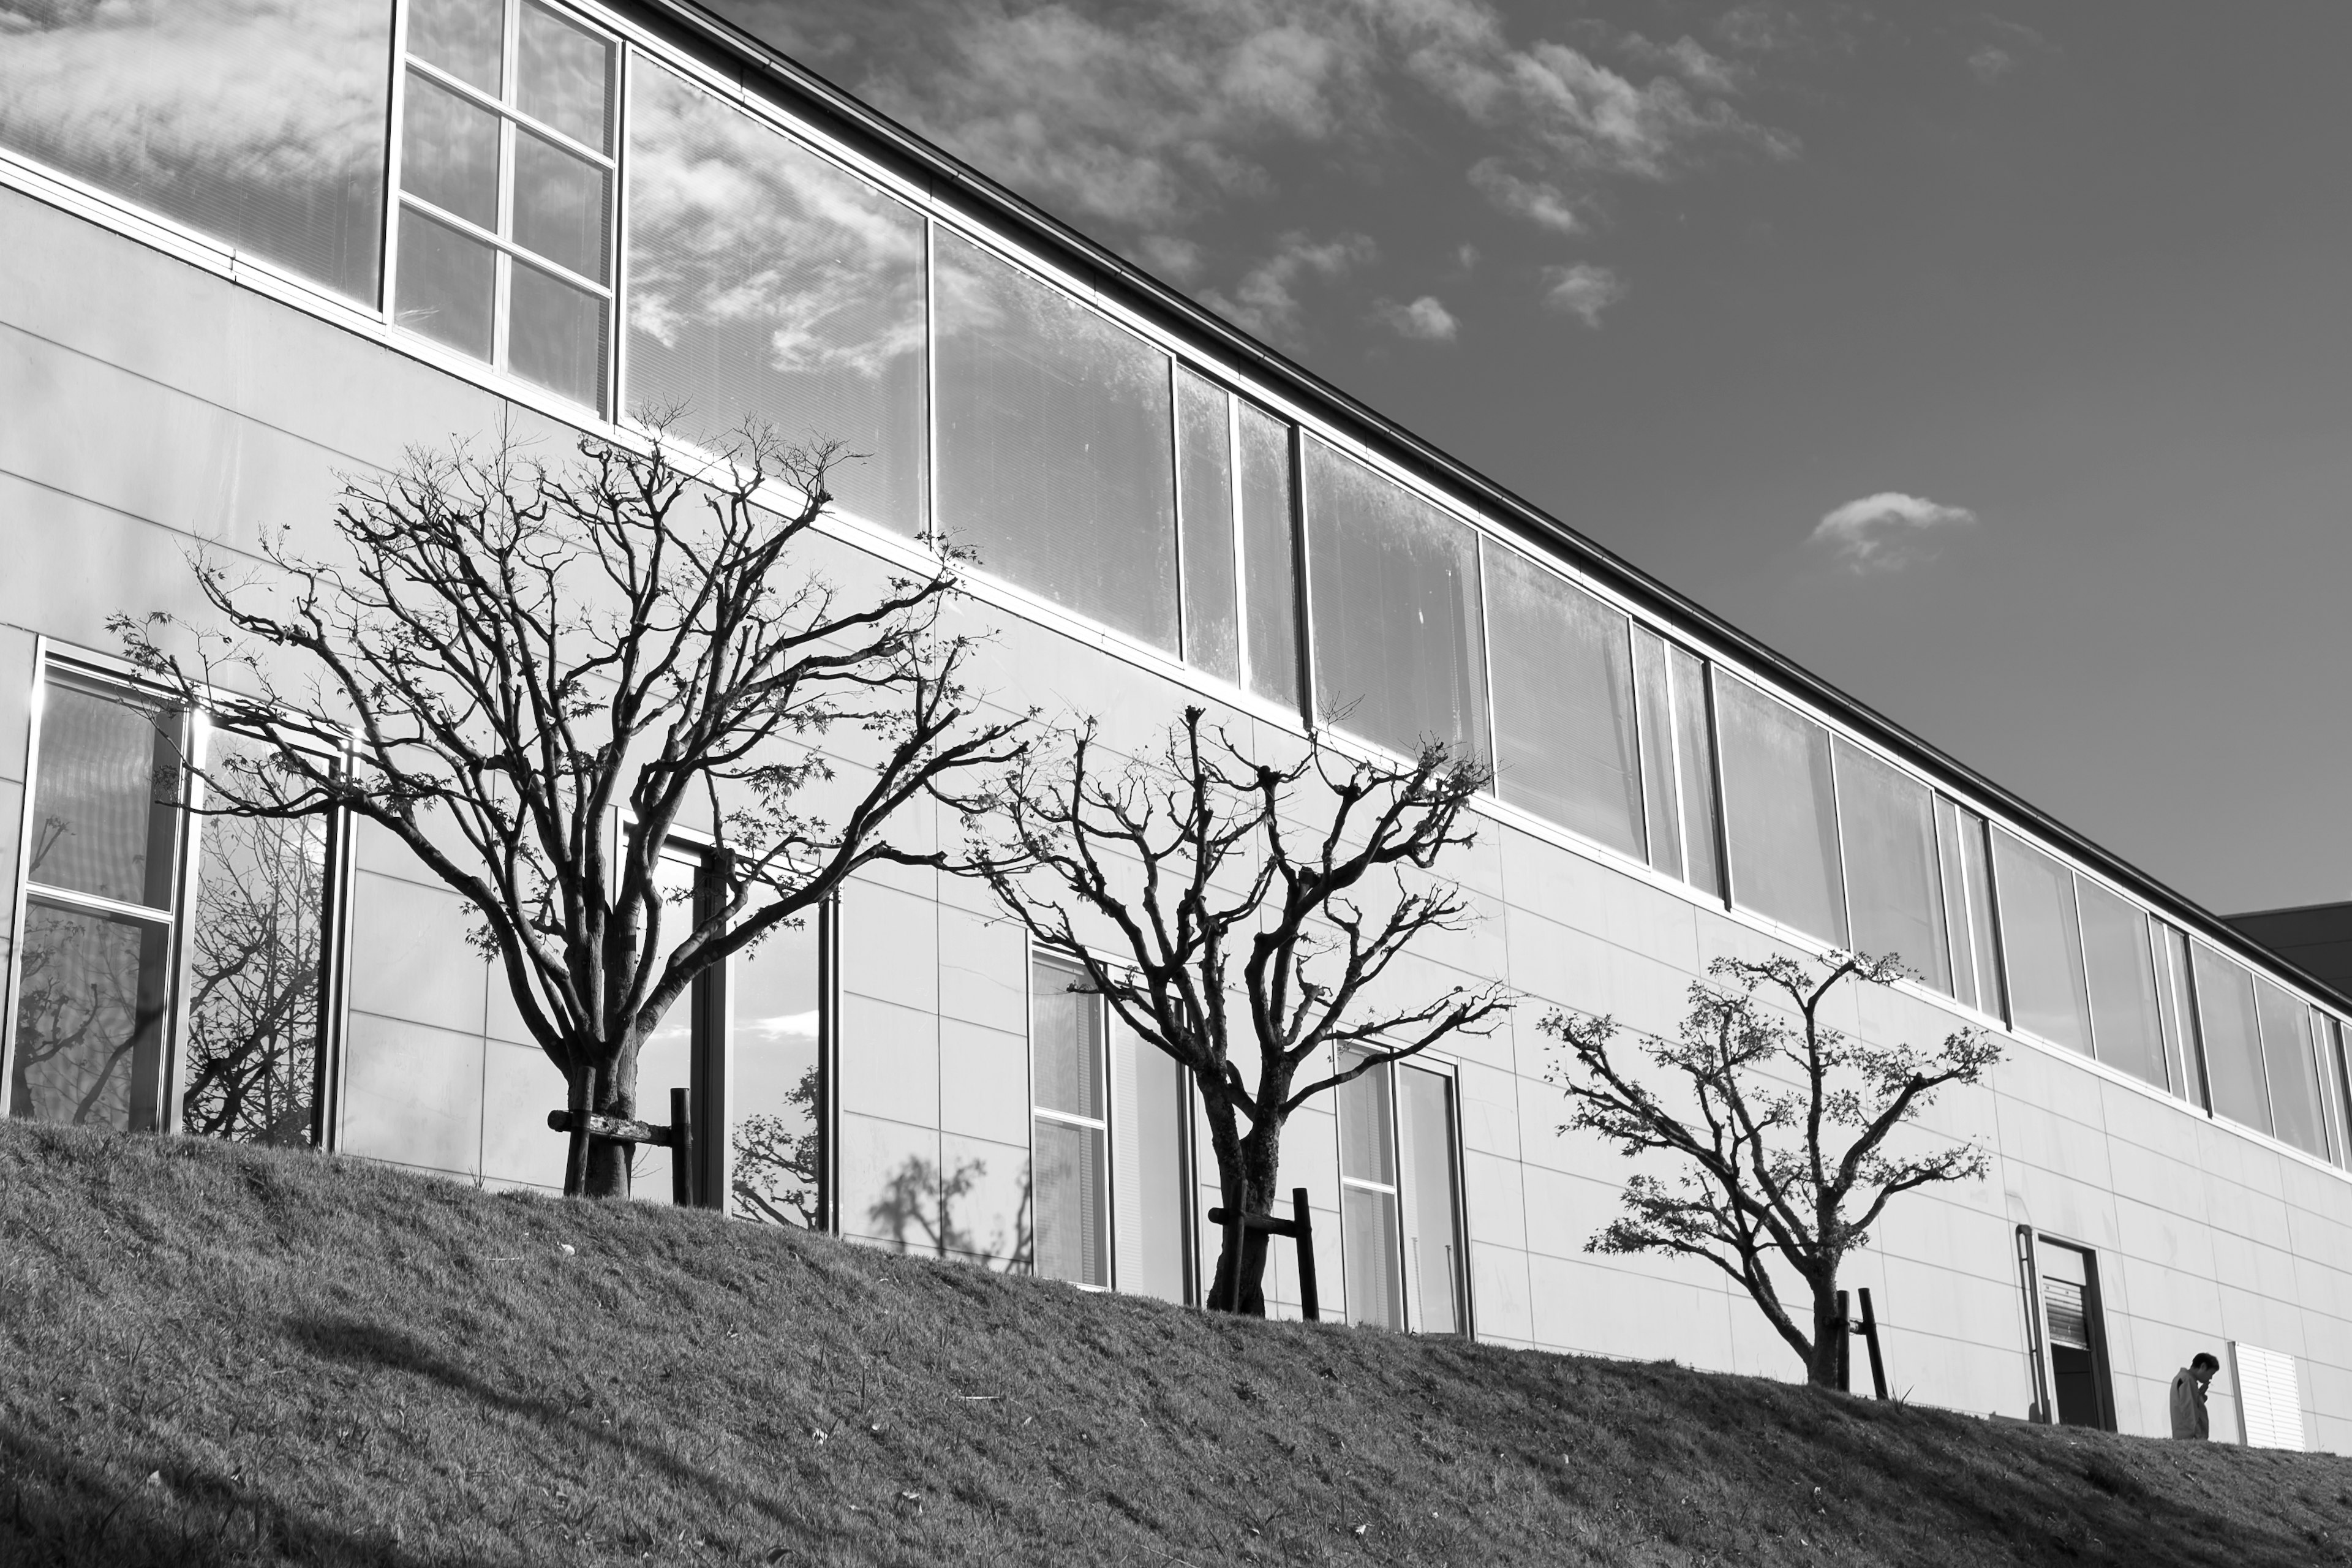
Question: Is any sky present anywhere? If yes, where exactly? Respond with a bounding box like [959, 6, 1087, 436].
[710, 0, 2352, 918]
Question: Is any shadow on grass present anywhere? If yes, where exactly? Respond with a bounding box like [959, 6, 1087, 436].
[284, 1312, 831, 1555]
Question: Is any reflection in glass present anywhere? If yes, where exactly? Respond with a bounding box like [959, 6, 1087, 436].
[1398, 1065, 1462, 1336]
[0, 0, 393, 303]
[626, 63, 928, 530]
[1031, 957, 1110, 1285]
[181, 734, 330, 1145]
[862, 1145, 1030, 1268]
[517, 0, 612, 152]
[9, 902, 172, 1131]
[409, 0, 503, 94]
[2255, 979, 2326, 1159]
[2192, 943, 2270, 1135]
[1339, 1052, 1402, 1329]
[1633, 628, 1679, 878]
[27, 682, 181, 908]
[1112, 1024, 1189, 1303]
[729, 914, 823, 1227]
[1668, 648, 1722, 899]
[510, 262, 605, 405]
[631, 853, 704, 1204]
[937, 232, 1179, 650]
[1177, 369, 1240, 683]
[401, 70, 501, 230]
[1991, 829, 2091, 1055]
[395, 212, 496, 358]
[1033, 1118, 1109, 1286]
[2151, 922, 2199, 1105]
[1237, 403, 1300, 710]
[2076, 880, 2166, 1091]
[1303, 440, 1488, 761]
[1483, 540, 1641, 858]
[1716, 676, 1847, 945]
[1834, 739, 1950, 992]
[512, 129, 609, 280]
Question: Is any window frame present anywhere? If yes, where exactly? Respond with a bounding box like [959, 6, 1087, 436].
[387, 0, 624, 412]
[1027, 948, 1117, 1290]
[4, 642, 356, 1150]
[1334, 1046, 1472, 1337]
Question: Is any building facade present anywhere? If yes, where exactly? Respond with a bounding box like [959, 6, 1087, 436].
[2, 0, 2348, 1451]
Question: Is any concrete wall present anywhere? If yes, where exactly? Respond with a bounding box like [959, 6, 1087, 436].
[4, 181, 2347, 1450]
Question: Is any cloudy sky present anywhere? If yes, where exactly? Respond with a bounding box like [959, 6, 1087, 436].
[712, 0, 2352, 917]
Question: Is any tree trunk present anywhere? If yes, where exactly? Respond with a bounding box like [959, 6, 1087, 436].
[579, 1059, 633, 1201]
[1204, 1117, 1284, 1316]
[1807, 1280, 1845, 1387]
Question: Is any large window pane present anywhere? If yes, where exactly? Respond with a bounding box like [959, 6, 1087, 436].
[1398, 1065, 1463, 1336]
[2255, 979, 2326, 1159]
[2076, 880, 2166, 1091]
[28, 682, 183, 908]
[632, 853, 707, 1204]
[624, 62, 927, 534]
[511, 129, 608, 280]
[9, 902, 172, 1131]
[2152, 922, 2199, 1106]
[1034, 1118, 1109, 1285]
[1669, 648, 1723, 899]
[1633, 630, 1679, 879]
[180, 734, 330, 1147]
[1032, 963, 1104, 1120]
[1176, 369, 1240, 684]
[1716, 676, 1846, 945]
[2192, 943, 2270, 1135]
[1991, 829, 2091, 1054]
[1112, 1024, 1190, 1303]
[1237, 404, 1300, 709]
[1342, 1185, 1402, 1330]
[0, 0, 393, 303]
[2324, 1017, 2352, 1169]
[409, 0, 502, 94]
[937, 232, 1178, 651]
[1834, 739, 1950, 991]
[1933, 799, 1981, 1012]
[1303, 440, 1488, 761]
[1482, 541, 1640, 857]
[728, 914, 824, 1227]
[1032, 958, 1109, 1286]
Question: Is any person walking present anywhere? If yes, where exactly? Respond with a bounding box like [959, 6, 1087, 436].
[2171, 1352, 2220, 1439]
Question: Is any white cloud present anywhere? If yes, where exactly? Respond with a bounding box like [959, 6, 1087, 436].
[1539, 263, 1626, 327]
[1468, 157, 1580, 233]
[1967, 45, 2015, 84]
[1619, 32, 1746, 94]
[1200, 230, 1376, 344]
[1375, 295, 1458, 342]
[1810, 492, 1979, 573]
[1134, 232, 1205, 282]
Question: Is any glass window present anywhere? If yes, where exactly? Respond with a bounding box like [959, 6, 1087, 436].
[1633, 630, 1679, 880]
[394, 0, 615, 407]
[632, 849, 713, 1204]
[1991, 829, 2092, 1055]
[935, 232, 1180, 652]
[1668, 646, 1724, 899]
[2152, 921, 2201, 1107]
[1482, 541, 1641, 858]
[2192, 942, 2270, 1135]
[1337, 1053, 1402, 1330]
[1716, 676, 1847, 945]
[727, 910, 825, 1228]
[1303, 440, 1488, 762]
[1338, 1050, 1466, 1333]
[1933, 797, 2002, 1016]
[1175, 369, 1241, 684]
[2075, 880, 2167, 1091]
[10, 678, 183, 1132]
[179, 731, 331, 1147]
[2255, 978, 2327, 1159]
[624, 61, 928, 534]
[1111, 1022, 1191, 1304]
[0, 0, 392, 304]
[1397, 1063, 1464, 1336]
[2323, 1016, 2352, 1169]
[1031, 957, 1110, 1287]
[1834, 740, 1950, 992]
[1237, 404, 1300, 709]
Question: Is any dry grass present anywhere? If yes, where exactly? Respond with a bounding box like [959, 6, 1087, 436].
[3, 1119, 2350, 1566]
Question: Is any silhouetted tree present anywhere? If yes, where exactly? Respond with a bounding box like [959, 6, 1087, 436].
[1544, 952, 2000, 1385]
[118, 429, 1023, 1197]
[962, 706, 1510, 1315]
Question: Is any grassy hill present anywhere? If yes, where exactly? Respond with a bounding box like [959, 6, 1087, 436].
[2, 1121, 2349, 1567]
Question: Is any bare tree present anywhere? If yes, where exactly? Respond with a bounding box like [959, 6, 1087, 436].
[117, 428, 1023, 1198]
[960, 706, 1510, 1315]
[1543, 952, 2000, 1385]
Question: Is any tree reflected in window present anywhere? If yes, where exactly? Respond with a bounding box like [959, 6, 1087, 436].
[180, 806, 329, 1147]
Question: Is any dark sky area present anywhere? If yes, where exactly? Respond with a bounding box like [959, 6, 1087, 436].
[712, 0, 2352, 916]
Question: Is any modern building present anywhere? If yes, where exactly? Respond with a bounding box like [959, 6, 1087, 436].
[2, 0, 2346, 1452]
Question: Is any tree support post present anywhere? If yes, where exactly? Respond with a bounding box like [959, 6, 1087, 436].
[547, 1093, 696, 1207]
[1207, 1188, 1319, 1321]
[1834, 1289, 1852, 1392]
[1856, 1286, 1889, 1400]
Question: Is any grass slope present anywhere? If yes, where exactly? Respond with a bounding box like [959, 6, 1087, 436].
[2, 1122, 2350, 1567]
